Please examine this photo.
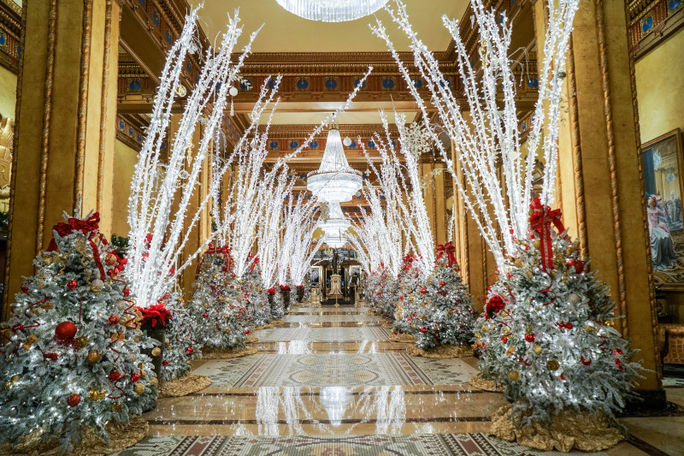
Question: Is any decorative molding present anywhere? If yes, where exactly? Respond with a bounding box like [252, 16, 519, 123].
[116, 113, 148, 151]
[0, 0, 21, 74]
[628, 0, 684, 59]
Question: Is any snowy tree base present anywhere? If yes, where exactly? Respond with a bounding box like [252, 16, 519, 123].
[246, 334, 259, 344]
[390, 332, 415, 343]
[2, 416, 149, 455]
[201, 346, 258, 359]
[159, 374, 211, 398]
[408, 344, 472, 359]
[467, 375, 504, 392]
[490, 404, 624, 452]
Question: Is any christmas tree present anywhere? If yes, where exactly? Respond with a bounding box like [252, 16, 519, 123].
[474, 199, 641, 425]
[398, 243, 475, 350]
[189, 245, 249, 350]
[0, 212, 157, 452]
[241, 269, 271, 327]
[159, 295, 202, 382]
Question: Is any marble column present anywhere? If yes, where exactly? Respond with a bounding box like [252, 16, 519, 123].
[4, 0, 120, 318]
[535, 0, 660, 390]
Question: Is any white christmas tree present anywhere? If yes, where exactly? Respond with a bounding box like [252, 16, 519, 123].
[0, 213, 157, 452]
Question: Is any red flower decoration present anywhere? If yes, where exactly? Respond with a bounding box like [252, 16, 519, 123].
[108, 314, 120, 325]
[130, 372, 141, 382]
[109, 371, 121, 382]
[279, 285, 291, 291]
[267, 288, 276, 295]
[524, 333, 536, 343]
[66, 280, 78, 290]
[485, 295, 506, 318]
[137, 303, 173, 329]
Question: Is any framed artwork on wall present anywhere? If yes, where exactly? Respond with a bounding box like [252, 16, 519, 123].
[642, 128, 684, 284]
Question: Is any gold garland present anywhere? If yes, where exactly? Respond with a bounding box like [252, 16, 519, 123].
[255, 323, 274, 329]
[201, 346, 258, 359]
[409, 344, 472, 359]
[159, 374, 211, 398]
[490, 404, 624, 452]
[389, 333, 415, 343]
[245, 334, 259, 344]
[468, 375, 504, 392]
[4, 416, 148, 455]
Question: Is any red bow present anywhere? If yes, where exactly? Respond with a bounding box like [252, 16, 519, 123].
[436, 241, 456, 268]
[48, 213, 105, 280]
[137, 303, 173, 329]
[529, 197, 565, 271]
[207, 242, 233, 272]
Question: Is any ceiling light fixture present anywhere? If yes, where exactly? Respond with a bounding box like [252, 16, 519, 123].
[307, 128, 362, 203]
[274, 0, 390, 23]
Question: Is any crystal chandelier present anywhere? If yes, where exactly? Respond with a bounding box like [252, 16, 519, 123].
[307, 128, 362, 203]
[275, 0, 390, 23]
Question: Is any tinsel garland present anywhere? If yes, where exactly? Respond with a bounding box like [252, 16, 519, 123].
[467, 375, 504, 392]
[490, 405, 624, 452]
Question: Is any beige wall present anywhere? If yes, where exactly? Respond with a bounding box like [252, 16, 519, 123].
[0, 65, 16, 119]
[111, 139, 138, 237]
[635, 28, 684, 143]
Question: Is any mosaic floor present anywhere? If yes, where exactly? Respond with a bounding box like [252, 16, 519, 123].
[117, 302, 684, 456]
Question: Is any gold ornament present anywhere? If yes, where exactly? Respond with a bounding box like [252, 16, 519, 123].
[533, 344, 542, 354]
[4, 381, 12, 390]
[149, 377, 158, 385]
[89, 387, 105, 401]
[164, 338, 170, 344]
[10, 375, 19, 383]
[133, 383, 146, 395]
[151, 347, 161, 357]
[506, 346, 515, 356]
[502, 326, 510, 334]
[224, 329, 231, 334]
[21, 342, 32, 350]
[105, 253, 118, 265]
[508, 370, 520, 381]
[27, 334, 39, 344]
[87, 350, 101, 363]
[140, 369, 146, 377]
[547, 359, 560, 371]
[481, 324, 489, 333]
[533, 240, 540, 250]
[77, 336, 89, 348]
[112, 402, 123, 412]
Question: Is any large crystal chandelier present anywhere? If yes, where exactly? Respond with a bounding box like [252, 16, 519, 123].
[307, 128, 362, 203]
[275, 0, 390, 23]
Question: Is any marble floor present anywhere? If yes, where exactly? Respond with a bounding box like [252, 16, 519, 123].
[117, 302, 684, 456]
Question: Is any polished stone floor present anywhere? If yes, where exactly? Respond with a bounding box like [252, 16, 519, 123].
[117, 302, 684, 455]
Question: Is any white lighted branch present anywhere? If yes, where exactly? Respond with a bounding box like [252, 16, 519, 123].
[127, 8, 264, 307]
[371, 0, 580, 273]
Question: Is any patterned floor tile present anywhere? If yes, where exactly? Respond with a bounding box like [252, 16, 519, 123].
[255, 327, 390, 342]
[114, 434, 608, 456]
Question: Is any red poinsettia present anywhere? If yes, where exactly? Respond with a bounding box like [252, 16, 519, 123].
[137, 303, 173, 329]
[279, 284, 291, 291]
[266, 288, 276, 295]
[485, 294, 506, 319]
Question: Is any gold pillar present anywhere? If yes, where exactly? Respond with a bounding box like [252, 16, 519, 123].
[419, 159, 436, 244]
[4, 0, 120, 318]
[451, 141, 496, 311]
[433, 162, 448, 244]
[536, 0, 659, 389]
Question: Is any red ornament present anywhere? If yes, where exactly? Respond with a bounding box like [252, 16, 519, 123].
[575, 260, 584, 273]
[420, 288, 427, 294]
[524, 333, 536, 343]
[565, 323, 573, 329]
[67, 394, 81, 407]
[54, 321, 77, 342]
[66, 280, 78, 290]
[122, 288, 130, 296]
[412, 312, 417, 317]
[501, 337, 508, 343]
[162, 360, 169, 366]
[202, 312, 208, 318]
[560, 373, 566, 381]
[420, 327, 427, 333]
[44, 352, 59, 361]
[130, 372, 141, 382]
[244, 329, 250, 335]
[566, 259, 575, 268]
[109, 371, 121, 382]
[439, 281, 446, 287]
[186, 346, 194, 355]
[108, 314, 120, 325]
[580, 356, 592, 366]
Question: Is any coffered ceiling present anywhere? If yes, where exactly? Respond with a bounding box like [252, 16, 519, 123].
[188, 0, 467, 53]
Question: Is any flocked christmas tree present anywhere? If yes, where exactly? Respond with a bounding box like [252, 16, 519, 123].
[397, 242, 475, 350]
[0, 212, 157, 452]
[475, 198, 641, 425]
[188, 244, 249, 350]
[159, 294, 202, 382]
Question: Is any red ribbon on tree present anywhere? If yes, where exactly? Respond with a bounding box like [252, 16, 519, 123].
[206, 242, 233, 272]
[529, 197, 565, 271]
[435, 241, 457, 268]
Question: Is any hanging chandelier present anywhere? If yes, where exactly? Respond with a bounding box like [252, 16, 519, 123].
[307, 128, 362, 203]
[275, 0, 390, 23]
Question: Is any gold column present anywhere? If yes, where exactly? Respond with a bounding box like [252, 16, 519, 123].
[536, 0, 659, 390]
[4, 0, 120, 318]
[419, 159, 436, 244]
[433, 162, 448, 244]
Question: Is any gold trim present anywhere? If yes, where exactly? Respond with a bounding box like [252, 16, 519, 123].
[37, 0, 58, 254]
[75, 0, 93, 212]
[567, 41, 588, 259]
[596, 0, 628, 336]
[97, 0, 114, 213]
